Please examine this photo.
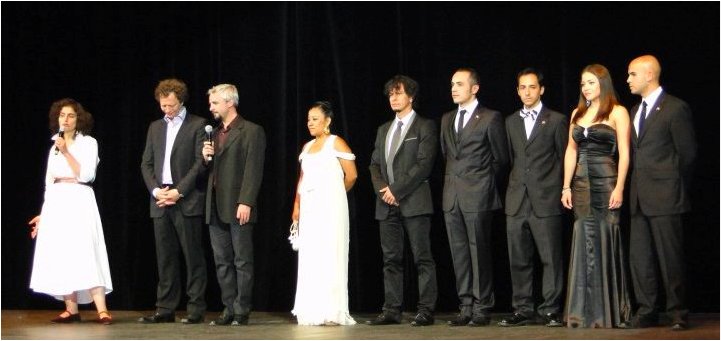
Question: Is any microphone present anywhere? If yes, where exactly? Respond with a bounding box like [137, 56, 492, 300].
[204, 125, 214, 161]
[54, 127, 65, 155]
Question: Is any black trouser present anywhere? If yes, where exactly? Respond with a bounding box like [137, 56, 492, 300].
[505, 194, 563, 317]
[152, 206, 207, 317]
[629, 207, 687, 323]
[444, 203, 494, 318]
[378, 206, 437, 315]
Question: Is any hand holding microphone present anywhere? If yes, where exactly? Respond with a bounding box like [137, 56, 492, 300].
[54, 127, 65, 155]
[203, 125, 214, 162]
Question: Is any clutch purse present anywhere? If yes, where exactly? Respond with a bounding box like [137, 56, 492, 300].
[288, 221, 300, 251]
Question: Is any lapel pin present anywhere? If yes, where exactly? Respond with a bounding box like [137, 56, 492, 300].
[656, 107, 660, 111]
[475, 115, 479, 119]
[541, 120, 546, 125]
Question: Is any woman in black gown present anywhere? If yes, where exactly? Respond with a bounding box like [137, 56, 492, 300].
[561, 64, 632, 328]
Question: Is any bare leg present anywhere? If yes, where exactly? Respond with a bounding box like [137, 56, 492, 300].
[58, 293, 78, 317]
[90, 286, 110, 318]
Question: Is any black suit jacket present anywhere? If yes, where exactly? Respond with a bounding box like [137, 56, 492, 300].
[369, 113, 437, 219]
[440, 104, 509, 213]
[141, 113, 207, 218]
[205, 116, 266, 224]
[504, 107, 568, 217]
[629, 92, 697, 216]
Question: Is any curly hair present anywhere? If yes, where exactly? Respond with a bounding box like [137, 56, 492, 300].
[48, 98, 94, 135]
[154, 78, 188, 103]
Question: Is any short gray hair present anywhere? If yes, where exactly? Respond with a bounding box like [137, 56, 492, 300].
[207, 84, 239, 106]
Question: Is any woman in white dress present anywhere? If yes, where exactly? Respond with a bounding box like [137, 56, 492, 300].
[28, 98, 113, 324]
[291, 101, 358, 326]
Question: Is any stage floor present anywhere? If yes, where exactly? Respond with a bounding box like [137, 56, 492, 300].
[2, 310, 718, 339]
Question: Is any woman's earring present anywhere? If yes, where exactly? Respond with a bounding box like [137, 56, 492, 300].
[324, 126, 330, 135]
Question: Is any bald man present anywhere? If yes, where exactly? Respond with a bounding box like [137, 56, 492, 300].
[624, 55, 697, 331]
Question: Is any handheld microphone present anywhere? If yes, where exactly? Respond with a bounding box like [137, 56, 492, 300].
[54, 127, 65, 155]
[204, 125, 214, 161]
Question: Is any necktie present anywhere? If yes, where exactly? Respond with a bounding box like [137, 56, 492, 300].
[638, 101, 647, 135]
[387, 121, 403, 184]
[456, 109, 467, 137]
[520, 110, 537, 120]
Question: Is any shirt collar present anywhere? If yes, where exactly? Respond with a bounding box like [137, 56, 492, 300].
[394, 110, 415, 127]
[642, 86, 663, 108]
[165, 106, 187, 122]
[458, 99, 479, 115]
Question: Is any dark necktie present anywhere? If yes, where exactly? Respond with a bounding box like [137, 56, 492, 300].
[387, 121, 403, 184]
[638, 101, 647, 135]
[456, 109, 467, 138]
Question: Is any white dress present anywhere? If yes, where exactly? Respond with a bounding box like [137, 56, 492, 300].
[30, 133, 113, 304]
[292, 135, 356, 325]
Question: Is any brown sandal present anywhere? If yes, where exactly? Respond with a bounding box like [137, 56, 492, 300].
[97, 311, 113, 325]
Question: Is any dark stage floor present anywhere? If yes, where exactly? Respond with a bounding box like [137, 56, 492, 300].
[1, 310, 718, 339]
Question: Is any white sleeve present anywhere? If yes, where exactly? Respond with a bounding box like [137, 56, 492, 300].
[75, 136, 99, 183]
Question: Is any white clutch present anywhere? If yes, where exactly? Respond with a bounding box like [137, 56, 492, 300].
[288, 221, 300, 251]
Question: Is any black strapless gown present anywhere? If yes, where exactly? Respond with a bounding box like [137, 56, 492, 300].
[565, 124, 631, 328]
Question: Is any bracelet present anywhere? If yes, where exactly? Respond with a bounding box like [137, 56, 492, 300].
[561, 187, 571, 193]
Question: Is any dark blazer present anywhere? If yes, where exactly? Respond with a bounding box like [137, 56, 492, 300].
[440, 104, 509, 213]
[629, 92, 697, 216]
[504, 107, 568, 217]
[205, 116, 266, 224]
[369, 113, 437, 220]
[141, 113, 207, 218]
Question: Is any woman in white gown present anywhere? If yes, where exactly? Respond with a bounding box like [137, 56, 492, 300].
[28, 98, 113, 324]
[291, 101, 358, 325]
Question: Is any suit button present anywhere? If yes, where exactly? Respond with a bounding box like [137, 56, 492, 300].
[525, 168, 530, 172]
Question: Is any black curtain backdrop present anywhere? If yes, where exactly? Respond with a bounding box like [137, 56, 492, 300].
[2, 2, 718, 314]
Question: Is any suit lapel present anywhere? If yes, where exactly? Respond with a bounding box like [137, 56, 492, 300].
[638, 92, 666, 142]
[630, 103, 640, 142]
[525, 109, 547, 147]
[170, 116, 191, 157]
[458, 107, 483, 142]
[392, 115, 417, 157]
[216, 119, 243, 158]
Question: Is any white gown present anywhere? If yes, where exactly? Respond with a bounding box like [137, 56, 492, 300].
[292, 135, 356, 325]
[30, 133, 113, 304]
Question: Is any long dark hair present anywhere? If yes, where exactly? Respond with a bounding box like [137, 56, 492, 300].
[571, 64, 619, 125]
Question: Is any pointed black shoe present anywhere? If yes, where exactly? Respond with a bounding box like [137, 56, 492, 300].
[365, 312, 401, 325]
[139, 312, 175, 323]
[410, 313, 434, 327]
[541, 313, 563, 327]
[51, 311, 81, 323]
[498, 313, 529, 327]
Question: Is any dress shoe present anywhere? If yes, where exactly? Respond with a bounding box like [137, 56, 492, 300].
[671, 321, 687, 331]
[618, 314, 657, 329]
[541, 313, 563, 327]
[410, 313, 434, 327]
[139, 312, 175, 323]
[231, 315, 249, 326]
[498, 313, 530, 327]
[365, 312, 401, 325]
[468, 316, 491, 327]
[96, 311, 113, 325]
[447, 314, 471, 326]
[51, 311, 81, 323]
[210, 312, 234, 326]
[180, 315, 204, 324]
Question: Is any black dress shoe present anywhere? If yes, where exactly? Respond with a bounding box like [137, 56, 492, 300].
[447, 314, 471, 326]
[139, 312, 175, 323]
[620, 314, 657, 329]
[51, 311, 81, 323]
[468, 316, 491, 327]
[365, 312, 401, 325]
[498, 313, 529, 327]
[671, 321, 687, 331]
[181, 315, 204, 324]
[210, 313, 234, 326]
[410, 313, 434, 327]
[231, 315, 249, 326]
[541, 313, 563, 327]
